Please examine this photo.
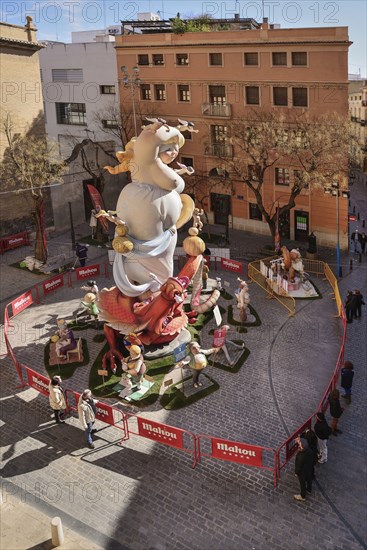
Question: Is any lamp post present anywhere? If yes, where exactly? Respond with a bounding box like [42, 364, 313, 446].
[325, 181, 349, 278]
[121, 65, 141, 138]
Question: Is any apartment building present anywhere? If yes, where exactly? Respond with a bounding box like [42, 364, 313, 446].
[39, 28, 124, 231]
[0, 18, 49, 234]
[115, 18, 351, 248]
[349, 80, 367, 179]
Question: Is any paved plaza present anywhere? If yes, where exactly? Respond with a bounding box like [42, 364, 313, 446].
[0, 181, 366, 550]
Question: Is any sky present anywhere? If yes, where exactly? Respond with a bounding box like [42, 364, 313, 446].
[1, 0, 366, 77]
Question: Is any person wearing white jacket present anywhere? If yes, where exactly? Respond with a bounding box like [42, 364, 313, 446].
[48, 376, 66, 424]
[78, 389, 97, 449]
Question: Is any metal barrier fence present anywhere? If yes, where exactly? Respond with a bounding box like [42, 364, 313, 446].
[125, 414, 198, 468]
[197, 434, 278, 487]
[248, 259, 296, 316]
[3, 258, 347, 484]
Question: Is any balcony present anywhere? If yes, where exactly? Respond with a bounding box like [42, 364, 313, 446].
[205, 143, 233, 158]
[360, 119, 366, 126]
[202, 103, 232, 117]
[362, 100, 367, 106]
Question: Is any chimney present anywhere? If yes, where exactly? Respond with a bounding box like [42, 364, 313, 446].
[234, 13, 240, 21]
[262, 17, 269, 30]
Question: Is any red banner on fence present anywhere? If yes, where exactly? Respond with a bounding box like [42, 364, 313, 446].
[26, 368, 50, 396]
[220, 258, 243, 274]
[43, 274, 64, 295]
[0, 231, 30, 254]
[76, 264, 100, 280]
[285, 417, 313, 461]
[95, 401, 114, 425]
[211, 437, 263, 466]
[11, 291, 33, 317]
[137, 417, 184, 449]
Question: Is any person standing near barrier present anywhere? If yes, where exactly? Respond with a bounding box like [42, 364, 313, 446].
[314, 412, 332, 464]
[75, 243, 88, 267]
[301, 428, 318, 480]
[328, 389, 344, 435]
[294, 437, 314, 501]
[345, 291, 357, 323]
[78, 389, 98, 449]
[353, 289, 365, 319]
[341, 361, 354, 404]
[48, 376, 66, 424]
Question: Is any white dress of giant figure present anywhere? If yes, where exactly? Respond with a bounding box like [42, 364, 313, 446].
[105, 121, 194, 298]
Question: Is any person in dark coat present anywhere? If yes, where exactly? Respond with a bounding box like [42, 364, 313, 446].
[75, 243, 88, 267]
[345, 290, 357, 323]
[328, 389, 344, 435]
[353, 289, 365, 319]
[314, 412, 332, 464]
[301, 428, 318, 480]
[341, 360, 354, 403]
[294, 437, 314, 501]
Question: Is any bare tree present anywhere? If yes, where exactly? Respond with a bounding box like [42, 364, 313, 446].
[0, 114, 65, 262]
[222, 111, 354, 238]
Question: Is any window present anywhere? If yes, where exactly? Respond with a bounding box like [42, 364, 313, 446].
[181, 156, 194, 167]
[273, 87, 288, 106]
[100, 85, 116, 94]
[140, 84, 151, 100]
[249, 203, 262, 221]
[272, 52, 287, 66]
[138, 54, 149, 66]
[248, 164, 258, 180]
[56, 102, 86, 125]
[292, 87, 308, 107]
[178, 84, 190, 102]
[152, 54, 164, 65]
[294, 169, 308, 188]
[52, 69, 83, 82]
[275, 168, 290, 186]
[102, 119, 118, 129]
[209, 53, 223, 66]
[245, 86, 259, 105]
[176, 53, 189, 65]
[154, 84, 166, 101]
[209, 85, 226, 104]
[244, 52, 258, 66]
[292, 52, 307, 66]
[211, 125, 228, 143]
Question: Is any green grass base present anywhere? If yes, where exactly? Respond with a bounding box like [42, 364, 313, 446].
[44, 339, 89, 379]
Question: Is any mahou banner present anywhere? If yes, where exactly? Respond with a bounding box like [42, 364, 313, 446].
[211, 437, 263, 467]
[11, 290, 33, 317]
[26, 368, 50, 396]
[76, 264, 100, 280]
[95, 401, 114, 425]
[137, 417, 184, 449]
[220, 258, 243, 274]
[43, 274, 64, 295]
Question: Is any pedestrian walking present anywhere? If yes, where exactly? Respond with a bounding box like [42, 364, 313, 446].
[351, 229, 361, 253]
[78, 389, 98, 449]
[294, 437, 314, 502]
[328, 389, 344, 435]
[314, 412, 332, 464]
[341, 360, 354, 404]
[345, 290, 357, 323]
[48, 375, 66, 424]
[75, 242, 88, 267]
[301, 428, 318, 480]
[353, 289, 365, 319]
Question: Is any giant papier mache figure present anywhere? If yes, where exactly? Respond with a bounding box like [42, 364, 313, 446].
[97, 120, 219, 367]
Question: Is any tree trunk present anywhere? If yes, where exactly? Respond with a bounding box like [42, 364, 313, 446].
[32, 195, 48, 263]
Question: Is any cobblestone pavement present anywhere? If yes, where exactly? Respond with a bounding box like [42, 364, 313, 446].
[1, 182, 366, 549]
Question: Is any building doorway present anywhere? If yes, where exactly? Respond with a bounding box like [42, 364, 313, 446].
[211, 193, 231, 226]
[294, 210, 309, 241]
[278, 209, 290, 239]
